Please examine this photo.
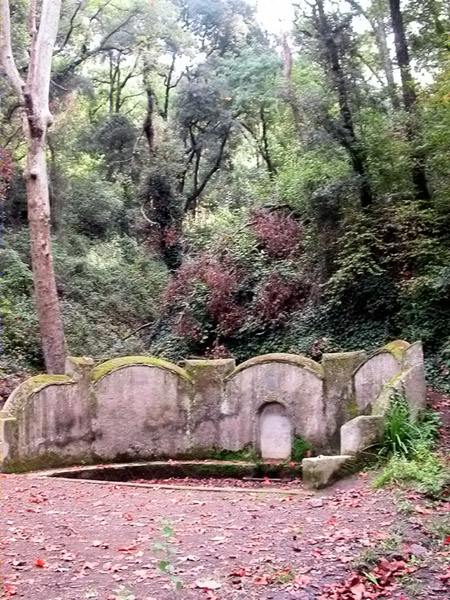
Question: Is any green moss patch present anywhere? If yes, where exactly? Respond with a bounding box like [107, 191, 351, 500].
[2, 451, 97, 474]
[371, 373, 403, 416]
[91, 356, 193, 383]
[383, 340, 410, 361]
[228, 353, 323, 379]
[3, 375, 75, 416]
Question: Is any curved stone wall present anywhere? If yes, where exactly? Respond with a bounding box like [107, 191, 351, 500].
[0, 341, 426, 473]
[353, 351, 402, 413]
[92, 364, 193, 460]
[221, 355, 325, 452]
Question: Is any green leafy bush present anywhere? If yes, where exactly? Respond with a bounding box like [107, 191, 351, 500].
[378, 392, 422, 458]
[374, 443, 449, 498]
[291, 436, 312, 462]
[375, 393, 448, 497]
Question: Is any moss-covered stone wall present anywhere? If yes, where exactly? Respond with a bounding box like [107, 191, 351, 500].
[0, 342, 426, 473]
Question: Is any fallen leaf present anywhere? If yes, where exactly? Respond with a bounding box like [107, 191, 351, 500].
[195, 578, 222, 590]
[34, 558, 46, 568]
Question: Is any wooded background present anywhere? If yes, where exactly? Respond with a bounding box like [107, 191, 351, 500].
[0, 0, 449, 391]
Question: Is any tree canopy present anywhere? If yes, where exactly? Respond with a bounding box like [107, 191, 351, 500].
[1, 0, 449, 390]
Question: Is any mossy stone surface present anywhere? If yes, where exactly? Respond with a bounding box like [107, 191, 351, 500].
[2, 450, 98, 474]
[371, 373, 403, 416]
[302, 455, 355, 489]
[228, 353, 323, 380]
[91, 356, 193, 384]
[3, 375, 75, 416]
[383, 340, 410, 361]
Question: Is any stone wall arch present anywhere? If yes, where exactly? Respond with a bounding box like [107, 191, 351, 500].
[220, 354, 325, 453]
[0, 374, 90, 472]
[91, 357, 193, 460]
[353, 351, 402, 413]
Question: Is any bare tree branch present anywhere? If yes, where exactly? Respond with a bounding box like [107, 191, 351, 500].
[56, 0, 83, 53]
[0, 0, 25, 99]
[184, 126, 231, 212]
[27, 0, 38, 40]
[26, 0, 62, 125]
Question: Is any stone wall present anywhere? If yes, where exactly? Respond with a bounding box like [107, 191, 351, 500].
[220, 354, 325, 453]
[0, 341, 426, 473]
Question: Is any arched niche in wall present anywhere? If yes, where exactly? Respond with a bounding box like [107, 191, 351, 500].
[258, 402, 292, 460]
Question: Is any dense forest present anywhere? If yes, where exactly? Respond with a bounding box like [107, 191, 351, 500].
[0, 0, 449, 389]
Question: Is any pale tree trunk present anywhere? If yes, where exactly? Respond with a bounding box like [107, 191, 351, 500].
[373, 5, 400, 110]
[388, 0, 430, 201]
[347, 0, 400, 110]
[1, 0, 66, 373]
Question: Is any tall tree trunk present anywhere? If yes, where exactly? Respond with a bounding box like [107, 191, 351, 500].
[1, 0, 66, 373]
[347, 0, 400, 110]
[26, 135, 66, 372]
[141, 66, 183, 271]
[281, 37, 303, 141]
[388, 0, 430, 200]
[374, 7, 400, 110]
[316, 0, 373, 207]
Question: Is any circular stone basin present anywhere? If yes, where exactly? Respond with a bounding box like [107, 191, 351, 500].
[42, 461, 303, 490]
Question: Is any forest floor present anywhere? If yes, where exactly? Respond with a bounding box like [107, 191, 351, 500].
[0, 392, 449, 600]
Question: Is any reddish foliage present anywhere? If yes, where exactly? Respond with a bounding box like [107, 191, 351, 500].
[165, 255, 246, 337]
[162, 225, 180, 248]
[251, 209, 303, 259]
[320, 557, 416, 599]
[205, 341, 233, 359]
[173, 312, 203, 341]
[164, 260, 205, 302]
[256, 271, 304, 322]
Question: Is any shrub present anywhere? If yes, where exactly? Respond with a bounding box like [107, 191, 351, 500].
[374, 444, 449, 498]
[378, 392, 441, 458]
[378, 392, 421, 458]
[291, 436, 312, 462]
[63, 177, 126, 238]
[375, 393, 448, 498]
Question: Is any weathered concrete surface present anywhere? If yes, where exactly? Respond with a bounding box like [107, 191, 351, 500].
[0, 342, 427, 484]
[184, 359, 235, 450]
[1, 378, 91, 472]
[221, 357, 325, 451]
[92, 365, 192, 460]
[404, 341, 424, 369]
[371, 374, 403, 417]
[340, 416, 384, 456]
[302, 455, 355, 489]
[403, 365, 427, 418]
[354, 351, 401, 413]
[259, 403, 292, 460]
[322, 351, 366, 452]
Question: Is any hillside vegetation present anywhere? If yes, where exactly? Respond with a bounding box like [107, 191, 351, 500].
[1, 0, 449, 391]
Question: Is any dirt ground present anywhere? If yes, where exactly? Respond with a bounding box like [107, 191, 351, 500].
[0, 389, 449, 600]
[0, 471, 448, 600]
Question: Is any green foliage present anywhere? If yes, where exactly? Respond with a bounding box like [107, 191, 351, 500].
[379, 393, 441, 458]
[2, 0, 450, 380]
[153, 520, 183, 590]
[291, 437, 312, 462]
[378, 393, 422, 458]
[375, 394, 447, 498]
[0, 232, 168, 370]
[63, 176, 126, 238]
[374, 444, 449, 498]
[209, 446, 259, 462]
